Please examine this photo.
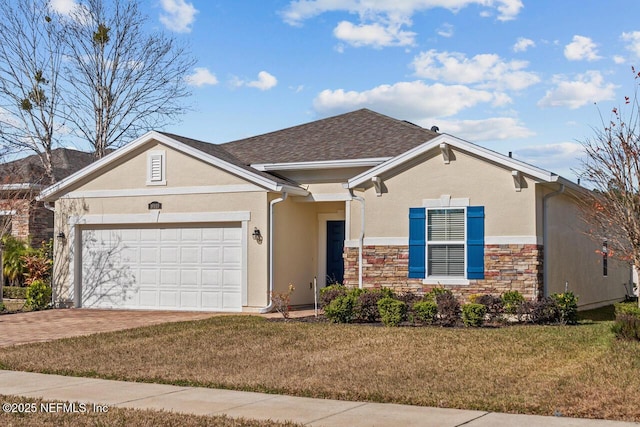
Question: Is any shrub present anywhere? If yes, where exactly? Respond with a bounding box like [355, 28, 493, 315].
[436, 292, 460, 327]
[462, 303, 487, 327]
[529, 297, 560, 324]
[22, 239, 53, 286]
[354, 290, 385, 322]
[0, 302, 5, 312]
[551, 292, 578, 324]
[2, 286, 28, 299]
[319, 284, 347, 308]
[612, 303, 640, 340]
[476, 294, 503, 323]
[25, 279, 51, 311]
[413, 300, 438, 325]
[324, 294, 356, 323]
[425, 286, 452, 302]
[1, 235, 32, 286]
[501, 290, 525, 315]
[377, 297, 407, 327]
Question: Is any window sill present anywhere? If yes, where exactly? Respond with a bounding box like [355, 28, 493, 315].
[145, 180, 167, 186]
[422, 278, 470, 286]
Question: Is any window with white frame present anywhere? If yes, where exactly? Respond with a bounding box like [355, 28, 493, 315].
[427, 208, 465, 277]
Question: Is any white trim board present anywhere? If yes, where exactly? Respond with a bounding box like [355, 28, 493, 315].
[345, 236, 541, 247]
[64, 184, 264, 199]
[69, 211, 251, 226]
[294, 193, 353, 202]
[252, 157, 390, 171]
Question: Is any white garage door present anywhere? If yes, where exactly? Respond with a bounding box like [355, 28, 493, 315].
[80, 225, 243, 311]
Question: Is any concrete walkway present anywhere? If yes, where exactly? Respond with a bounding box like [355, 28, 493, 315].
[0, 370, 637, 426]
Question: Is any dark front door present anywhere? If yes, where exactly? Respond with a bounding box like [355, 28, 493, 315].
[326, 220, 345, 284]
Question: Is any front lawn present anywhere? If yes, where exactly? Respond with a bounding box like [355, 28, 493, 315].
[1, 316, 639, 422]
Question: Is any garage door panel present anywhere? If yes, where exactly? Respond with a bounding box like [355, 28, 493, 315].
[202, 228, 222, 241]
[180, 291, 198, 308]
[223, 292, 241, 310]
[223, 246, 242, 263]
[202, 247, 221, 264]
[223, 228, 242, 240]
[159, 291, 178, 307]
[139, 290, 158, 306]
[81, 225, 242, 311]
[160, 228, 179, 241]
[181, 269, 199, 286]
[223, 270, 241, 287]
[161, 247, 179, 263]
[140, 247, 159, 263]
[181, 247, 200, 263]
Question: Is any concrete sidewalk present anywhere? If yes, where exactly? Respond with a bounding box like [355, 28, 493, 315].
[0, 370, 637, 426]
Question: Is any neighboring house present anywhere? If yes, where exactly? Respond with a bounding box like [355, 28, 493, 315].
[39, 109, 630, 312]
[0, 148, 95, 245]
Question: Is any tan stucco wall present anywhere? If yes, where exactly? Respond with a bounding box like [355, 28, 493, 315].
[52, 138, 274, 309]
[349, 148, 538, 239]
[545, 191, 630, 308]
[78, 142, 248, 191]
[271, 197, 345, 305]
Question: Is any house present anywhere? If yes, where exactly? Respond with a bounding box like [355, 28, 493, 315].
[0, 148, 95, 244]
[39, 109, 630, 312]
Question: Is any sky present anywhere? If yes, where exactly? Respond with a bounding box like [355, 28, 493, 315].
[51, 0, 640, 182]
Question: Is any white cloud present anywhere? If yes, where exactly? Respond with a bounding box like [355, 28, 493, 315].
[538, 71, 617, 109]
[159, 0, 198, 33]
[621, 31, 640, 58]
[513, 142, 584, 178]
[425, 117, 534, 141]
[313, 80, 499, 119]
[437, 23, 454, 38]
[513, 37, 535, 52]
[282, 0, 523, 26]
[613, 55, 626, 64]
[333, 21, 416, 47]
[185, 68, 218, 87]
[233, 71, 278, 91]
[412, 50, 540, 91]
[49, 0, 78, 15]
[564, 35, 601, 61]
[282, 1, 522, 49]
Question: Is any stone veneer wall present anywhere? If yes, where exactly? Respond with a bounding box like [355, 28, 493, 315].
[343, 244, 543, 302]
[0, 198, 53, 244]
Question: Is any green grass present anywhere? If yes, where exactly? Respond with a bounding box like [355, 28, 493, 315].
[0, 394, 302, 426]
[1, 315, 639, 422]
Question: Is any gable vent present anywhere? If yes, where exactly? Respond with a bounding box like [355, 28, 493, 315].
[150, 155, 162, 181]
[147, 150, 166, 185]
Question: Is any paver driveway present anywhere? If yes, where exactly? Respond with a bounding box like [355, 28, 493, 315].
[0, 309, 217, 348]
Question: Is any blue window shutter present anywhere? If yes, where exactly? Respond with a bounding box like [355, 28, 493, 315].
[408, 208, 426, 278]
[467, 206, 485, 279]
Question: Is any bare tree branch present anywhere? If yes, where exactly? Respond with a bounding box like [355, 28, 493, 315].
[578, 70, 640, 293]
[0, 0, 65, 184]
[59, 0, 195, 159]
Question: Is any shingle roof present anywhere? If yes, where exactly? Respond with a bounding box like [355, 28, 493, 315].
[0, 148, 95, 185]
[220, 109, 439, 165]
[157, 132, 296, 185]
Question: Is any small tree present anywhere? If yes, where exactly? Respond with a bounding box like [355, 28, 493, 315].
[579, 68, 640, 307]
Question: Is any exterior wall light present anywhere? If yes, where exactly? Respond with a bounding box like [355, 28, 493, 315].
[252, 227, 263, 243]
[57, 232, 66, 241]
